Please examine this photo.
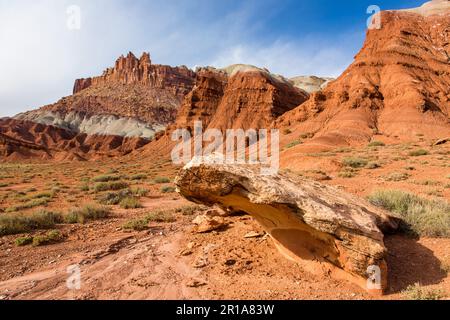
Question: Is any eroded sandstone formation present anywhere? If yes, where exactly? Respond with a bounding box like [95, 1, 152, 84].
[277, 2, 450, 148]
[173, 65, 309, 133]
[16, 52, 196, 139]
[0, 118, 149, 161]
[176, 161, 399, 294]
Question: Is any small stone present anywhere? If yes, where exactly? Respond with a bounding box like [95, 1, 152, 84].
[225, 259, 237, 266]
[244, 231, 263, 239]
[186, 279, 207, 288]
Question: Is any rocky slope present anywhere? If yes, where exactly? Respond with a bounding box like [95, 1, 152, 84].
[0, 118, 149, 161]
[278, 1, 450, 151]
[16, 52, 196, 139]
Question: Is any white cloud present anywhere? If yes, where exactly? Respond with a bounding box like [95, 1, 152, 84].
[0, 0, 362, 117]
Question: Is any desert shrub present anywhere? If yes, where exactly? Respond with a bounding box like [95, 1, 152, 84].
[79, 184, 90, 192]
[120, 197, 142, 209]
[368, 190, 450, 237]
[300, 132, 314, 139]
[129, 174, 147, 181]
[92, 175, 121, 183]
[98, 189, 132, 205]
[342, 157, 368, 168]
[6, 198, 50, 213]
[285, 140, 302, 149]
[15, 236, 33, 247]
[161, 186, 176, 194]
[145, 210, 176, 223]
[384, 172, 410, 182]
[368, 141, 385, 147]
[0, 210, 62, 236]
[32, 230, 64, 247]
[94, 181, 129, 192]
[122, 219, 149, 231]
[64, 204, 110, 224]
[402, 283, 444, 300]
[408, 149, 429, 157]
[175, 205, 204, 216]
[283, 128, 292, 135]
[153, 177, 171, 184]
[366, 161, 381, 169]
[131, 187, 149, 197]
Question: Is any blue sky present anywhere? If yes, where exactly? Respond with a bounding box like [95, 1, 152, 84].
[0, 0, 426, 117]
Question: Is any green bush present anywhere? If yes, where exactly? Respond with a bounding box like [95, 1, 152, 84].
[368, 190, 450, 237]
[120, 197, 142, 209]
[122, 219, 149, 231]
[32, 230, 64, 247]
[15, 236, 33, 246]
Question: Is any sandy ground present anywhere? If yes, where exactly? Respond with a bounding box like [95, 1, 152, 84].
[0, 138, 449, 300]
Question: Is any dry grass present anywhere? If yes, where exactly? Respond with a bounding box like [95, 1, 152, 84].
[368, 190, 450, 237]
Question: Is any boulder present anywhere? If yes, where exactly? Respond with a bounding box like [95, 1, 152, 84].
[175, 161, 399, 294]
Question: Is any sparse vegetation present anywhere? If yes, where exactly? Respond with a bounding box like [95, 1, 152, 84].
[402, 283, 444, 300]
[285, 140, 302, 149]
[338, 169, 357, 178]
[161, 186, 176, 193]
[153, 177, 171, 184]
[0, 210, 62, 236]
[366, 161, 381, 169]
[64, 204, 110, 224]
[368, 141, 385, 147]
[122, 218, 149, 231]
[92, 175, 121, 183]
[129, 174, 147, 181]
[408, 149, 429, 157]
[384, 172, 410, 182]
[175, 205, 204, 216]
[5, 198, 50, 213]
[342, 157, 368, 168]
[32, 230, 64, 247]
[98, 189, 132, 205]
[368, 190, 450, 237]
[131, 187, 149, 197]
[15, 236, 33, 246]
[94, 181, 129, 192]
[119, 197, 142, 209]
[145, 210, 177, 223]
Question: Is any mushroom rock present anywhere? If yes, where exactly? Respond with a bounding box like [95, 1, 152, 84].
[175, 160, 400, 294]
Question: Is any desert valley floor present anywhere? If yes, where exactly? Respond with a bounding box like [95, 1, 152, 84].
[0, 136, 449, 300]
